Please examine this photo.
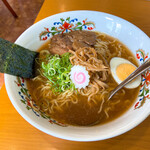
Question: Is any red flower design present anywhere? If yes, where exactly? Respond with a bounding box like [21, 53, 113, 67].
[25, 97, 31, 107]
[62, 21, 70, 29]
[42, 37, 47, 40]
[58, 22, 74, 33]
[27, 100, 31, 107]
[145, 71, 150, 86]
[40, 17, 95, 41]
[145, 95, 149, 98]
[141, 71, 150, 87]
[49, 120, 53, 123]
[144, 55, 148, 60]
[22, 78, 24, 83]
[136, 53, 140, 59]
[46, 28, 50, 32]
[88, 27, 94, 30]
[135, 102, 139, 109]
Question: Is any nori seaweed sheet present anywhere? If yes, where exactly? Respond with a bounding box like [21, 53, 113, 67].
[0, 38, 39, 78]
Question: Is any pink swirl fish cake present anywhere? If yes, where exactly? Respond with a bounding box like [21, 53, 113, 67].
[70, 65, 90, 89]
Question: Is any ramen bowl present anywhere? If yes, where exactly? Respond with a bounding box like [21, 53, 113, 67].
[4, 11, 150, 141]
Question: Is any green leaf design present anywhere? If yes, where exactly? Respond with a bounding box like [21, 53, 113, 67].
[66, 17, 70, 22]
[52, 32, 57, 35]
[139, 97, 146, 108]
[51, 27, 56, 31]
[21, 99, 26, 104]
[136, 50, 145, 61]
[75, 26, 83, 30]
[24, 88, 28, 94]
[139, 91, 144, 97]
[41, 114, 46, 118]
[145, 89, 149, 95]
[60, 18, 65, 22]
[20, 88, 25, 94]
[17, 77, 21, 85]
[22, 88, 28, 96]
[26, 106, 31, 110]
[39, 31, 50, 40]
[77, 22, 82, 26]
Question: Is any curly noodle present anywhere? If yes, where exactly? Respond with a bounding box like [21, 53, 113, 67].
[28, 32, 136, 120]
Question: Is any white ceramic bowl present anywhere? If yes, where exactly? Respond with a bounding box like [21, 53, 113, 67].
[4, 11, 150, 141]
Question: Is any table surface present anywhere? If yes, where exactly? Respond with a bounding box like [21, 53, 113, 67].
[0, 0, 150, 150]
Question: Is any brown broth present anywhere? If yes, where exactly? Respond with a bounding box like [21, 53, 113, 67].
[26, 32, 140, 126]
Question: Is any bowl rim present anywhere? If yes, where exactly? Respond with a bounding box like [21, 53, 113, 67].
[4, 10, 150, 142]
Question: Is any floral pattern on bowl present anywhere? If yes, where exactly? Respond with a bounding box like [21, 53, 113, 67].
[14, 17, 150, 126]
[134, 49, 150, 109]
[39, 17, 95, 40]
[15, 77, 67, 127]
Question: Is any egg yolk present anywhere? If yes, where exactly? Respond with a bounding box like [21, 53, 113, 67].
[116, 63, 136, 81]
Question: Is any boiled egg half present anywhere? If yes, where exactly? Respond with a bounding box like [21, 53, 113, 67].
[110, 57, 141, 89]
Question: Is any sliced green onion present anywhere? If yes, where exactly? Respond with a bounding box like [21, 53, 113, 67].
[40, 52, 75, 94]
[48, 68, 56, 76]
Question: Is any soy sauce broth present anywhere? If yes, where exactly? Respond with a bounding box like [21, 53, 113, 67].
[26, 31, 140, 126]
